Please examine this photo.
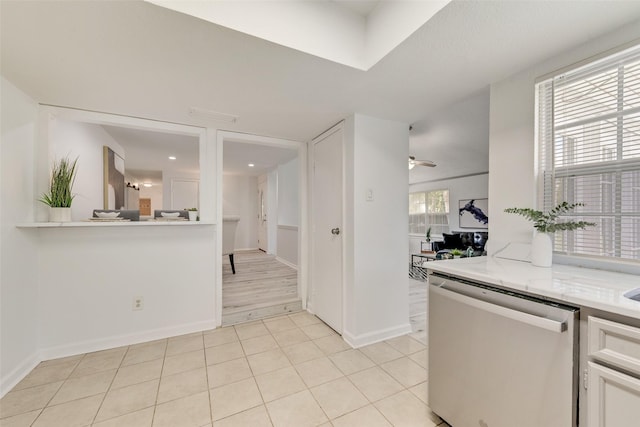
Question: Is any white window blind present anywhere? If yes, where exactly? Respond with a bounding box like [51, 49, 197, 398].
[409, 189, 449, 236]
[537, 44, 640, 263]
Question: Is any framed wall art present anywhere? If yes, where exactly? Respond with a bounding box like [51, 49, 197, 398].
[459, 198, 488, 229]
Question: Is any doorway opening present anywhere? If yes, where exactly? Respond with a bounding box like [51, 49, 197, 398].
[218, 132, 306, 326]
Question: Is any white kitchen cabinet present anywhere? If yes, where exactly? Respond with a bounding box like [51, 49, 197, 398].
[587, 316, 640, 427]
[587, 362, 640, 426]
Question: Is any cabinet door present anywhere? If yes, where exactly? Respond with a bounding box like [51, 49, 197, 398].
[588, 361, 640, 426]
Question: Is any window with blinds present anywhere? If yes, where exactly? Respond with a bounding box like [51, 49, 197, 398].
[536, 43, 640, 263]
[409, 189, 449, 236]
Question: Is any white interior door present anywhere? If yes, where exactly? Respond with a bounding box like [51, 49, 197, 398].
[257, 175, 268, 252]
[312, 127, 343, 333]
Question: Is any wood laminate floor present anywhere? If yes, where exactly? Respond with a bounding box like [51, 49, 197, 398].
[222, 250, 301, 325]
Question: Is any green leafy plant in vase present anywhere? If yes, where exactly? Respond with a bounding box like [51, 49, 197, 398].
[40, 157, 78, 222]
[186, 207, 199, 221]
[450, 249, 463, 258]
[504, 202, 595, 267]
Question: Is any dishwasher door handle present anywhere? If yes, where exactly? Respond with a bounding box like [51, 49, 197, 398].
[431, 285, 567, 333]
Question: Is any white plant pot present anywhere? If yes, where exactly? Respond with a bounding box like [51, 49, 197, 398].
[188, 211, 198, 221]
[531, 232, 553, 267]
[49, 207, 71, 222]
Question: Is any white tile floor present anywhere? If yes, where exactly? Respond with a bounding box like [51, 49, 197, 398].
[0, 312, 447, 427]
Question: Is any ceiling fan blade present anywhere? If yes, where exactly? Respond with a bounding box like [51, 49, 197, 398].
[409, 156, 436, 168]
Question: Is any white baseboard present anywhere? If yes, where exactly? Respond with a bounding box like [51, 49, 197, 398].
[342, 323, 413, 348]
[1, 351, 40, 399]
[39, 320, 217, 362]
[275, 256, 298, 270]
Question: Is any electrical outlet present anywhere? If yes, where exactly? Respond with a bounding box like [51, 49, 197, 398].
[133, 296, 144, 311]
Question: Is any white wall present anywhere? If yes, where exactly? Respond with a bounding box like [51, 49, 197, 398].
[139, 184, 163, 217]
[223, 174, 258, 250]
[37, 226, 216, 357]
[342, 114, 411, 347]
[277, 158, 298, 226]
[0, 77, 40, 396]
[267, 169, 278, 254]
[49, 119, 125, 221]
[408, 173, 489, 256]
[488, 21, 640, 255]
[277, 158, 299, 266]
[164, 173, 199, 210]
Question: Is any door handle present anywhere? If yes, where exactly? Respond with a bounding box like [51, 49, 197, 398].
[331, 228, 340, 235]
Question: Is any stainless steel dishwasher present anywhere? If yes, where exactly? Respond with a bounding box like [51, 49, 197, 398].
[428, 273, 579, 427]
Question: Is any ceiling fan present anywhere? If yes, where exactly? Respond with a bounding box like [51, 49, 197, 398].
[408, 156, 436, 169]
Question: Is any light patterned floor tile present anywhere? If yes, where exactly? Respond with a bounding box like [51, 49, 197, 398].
[266, 390, 328, 427]
[205, 342, 245, 365]
[207, 358, 253, 389]
[204, 328, 239, 348]
[70, 348, 126, 378]
[254, 367, 307, 402]
[212, 405, 273, 427]
[288, 312, 321, 327]
[329, 349, 375, 375]
[49, 369, 116, 405]
[281, 341, 324, 365]
[92, 407, 154, 427]
[111, 359, 163, 390]
[95, 379, 159, 422]
[294, 357, 343, 387]
[409, 381, 429, 404]
[166, 335, 204, 357]
[0, 409, 41, 427]
[122, 341, 167, 367]
[359, 342, 403, 365]
[348, 366, 404, 402]
[330, 404, 392, 427]
[408, 349, 428, 369]
[374, 390, 439, 427]
[32, 394, 103, 427]
[263, 317, 298, 334]
[313, 335, 351, 355]
[163, 349, 206, 376]
[234, 322, 270, 340]
[271, 328, 309, 347]
[153, 391, 211, 427]
[12, 360, 77, 391]
[241, 335, 279, 356]
[210, 378, 263, 421]
[247, 349, 291, 376]
[380, 357, 427, 388]
[0, 382, 62, 418]
[300, 323, 335, 340]
[37, 354, 84, 368]
[157, 368, 208, 404]
[309, 377, 368, 419]
[385, 335, 426, 356]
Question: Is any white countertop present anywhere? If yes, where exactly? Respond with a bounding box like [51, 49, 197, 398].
[426, 257, 640, 320]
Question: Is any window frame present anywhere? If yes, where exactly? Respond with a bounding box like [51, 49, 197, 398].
[408, 189, 450, 237]
[535, 43, 640, 270]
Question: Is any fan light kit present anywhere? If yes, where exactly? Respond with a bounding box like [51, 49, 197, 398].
[409, 156, 436, 169]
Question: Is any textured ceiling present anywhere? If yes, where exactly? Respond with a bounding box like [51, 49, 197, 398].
[2, 0, 640, 180]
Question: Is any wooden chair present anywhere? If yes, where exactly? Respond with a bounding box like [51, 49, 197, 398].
[222, 215, 240, 274]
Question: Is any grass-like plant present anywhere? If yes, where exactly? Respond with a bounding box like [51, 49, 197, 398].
[40, 157, 78, 207]
[504, 202, 596, 233]
[450, 249, 464, 256]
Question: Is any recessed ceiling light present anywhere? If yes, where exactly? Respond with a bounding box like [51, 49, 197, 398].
[143, 183, 152, 188]
[248, 163, 255, 167]
[168, 156, 176, 160]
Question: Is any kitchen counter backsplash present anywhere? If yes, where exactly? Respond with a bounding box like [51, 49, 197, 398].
[426, 257, 640, 319]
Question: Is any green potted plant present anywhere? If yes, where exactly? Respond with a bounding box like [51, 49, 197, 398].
[504, 202, 595, 267]
[186, 207, 198, 221]
[40, 157, 78, 222]
[450, 248, 463, 258]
